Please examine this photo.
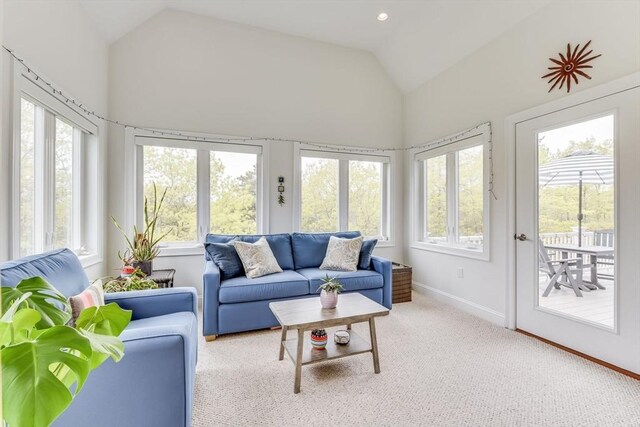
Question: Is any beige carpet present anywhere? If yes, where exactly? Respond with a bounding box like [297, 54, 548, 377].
[193, 293, 640, 426]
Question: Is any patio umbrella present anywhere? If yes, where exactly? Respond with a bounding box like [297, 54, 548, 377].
[538, 151, 614, 246]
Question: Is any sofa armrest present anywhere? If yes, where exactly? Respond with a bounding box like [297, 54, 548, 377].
[371, 256, 392, 310]
[104, 287, 198, 320]
[202, 260, 221, 336]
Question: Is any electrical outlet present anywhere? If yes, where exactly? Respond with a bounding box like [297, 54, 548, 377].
[456, 268, 464, 279]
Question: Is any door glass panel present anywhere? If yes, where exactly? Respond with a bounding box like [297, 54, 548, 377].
[537, 114, 615, 328]
[210, 151, 258, 234]
[54, 118, 74, 249]
[300, 157, 339, 232]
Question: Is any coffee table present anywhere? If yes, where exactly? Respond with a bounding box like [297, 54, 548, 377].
[269, 293, 389, 393]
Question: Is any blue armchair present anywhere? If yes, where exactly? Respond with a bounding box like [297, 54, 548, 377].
[1, 249, 198, 427]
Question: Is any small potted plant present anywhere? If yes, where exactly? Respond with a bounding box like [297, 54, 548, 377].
[318, 274, 343, 309]
[112, 183, 170, 276]
[310, 329, 328, 350]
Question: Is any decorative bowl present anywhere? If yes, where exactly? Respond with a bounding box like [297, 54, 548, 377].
[334, 330, 351, 345]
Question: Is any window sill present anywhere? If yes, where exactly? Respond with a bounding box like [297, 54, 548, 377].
[79, 254, 102, 269]
[410, 242, 490, 261]
[157, 245, 205, 258]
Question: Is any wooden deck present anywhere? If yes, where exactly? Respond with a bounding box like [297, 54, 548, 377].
[538, 272, 614, 328]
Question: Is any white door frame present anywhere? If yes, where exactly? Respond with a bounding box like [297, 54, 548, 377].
[504, 72, 640, 330]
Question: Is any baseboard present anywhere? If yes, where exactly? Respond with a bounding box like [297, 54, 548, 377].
[412, 281, 505, 326]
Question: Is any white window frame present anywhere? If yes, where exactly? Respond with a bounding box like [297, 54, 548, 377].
[412, 124, 491, 261]
[294, 145, 394, 245]
[10, 62, 102, 267]
[126, 128, 269, 257]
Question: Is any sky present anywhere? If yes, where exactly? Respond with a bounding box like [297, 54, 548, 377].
[538, 114, 614, 155]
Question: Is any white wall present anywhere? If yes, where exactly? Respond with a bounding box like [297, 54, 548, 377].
[107, 9, 404, 293]
[1, 0, 109, 279]
[403, 0, 640, 324]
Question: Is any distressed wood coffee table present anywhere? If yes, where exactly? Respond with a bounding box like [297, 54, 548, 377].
[269, 293, 389, 393]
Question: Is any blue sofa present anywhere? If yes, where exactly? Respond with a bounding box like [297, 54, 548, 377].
[0, 249, 198, 427]
[202, 231, 392, 340]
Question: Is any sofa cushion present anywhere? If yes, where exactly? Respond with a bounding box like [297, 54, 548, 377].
[297, 268, 384, 294]
[232, 237, 283, 279]
[291, 231, 361, 269]
[0, 248, 88, 298]
[320, 236, 363, 272]
[358, 239, 378, 270]
[69, 280, 105, 323]
[218, 270, 309, 304]
[205, 233, 294, 270]
[204, 242, 244, 280]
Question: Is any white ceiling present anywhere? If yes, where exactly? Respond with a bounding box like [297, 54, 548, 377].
[79, 0, 552, 92]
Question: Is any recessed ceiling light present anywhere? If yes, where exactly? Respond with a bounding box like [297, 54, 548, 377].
[377, 12, 389, 22]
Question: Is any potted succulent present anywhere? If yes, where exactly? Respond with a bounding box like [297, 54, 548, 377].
[111, 183, 170, 276]
[310, 329, 328, 349]
[317, 274, 343, 309]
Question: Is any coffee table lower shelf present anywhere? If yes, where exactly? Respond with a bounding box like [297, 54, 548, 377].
[282, 330, 371, 366]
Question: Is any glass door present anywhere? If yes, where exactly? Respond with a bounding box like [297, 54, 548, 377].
[515, 86, 640, 374]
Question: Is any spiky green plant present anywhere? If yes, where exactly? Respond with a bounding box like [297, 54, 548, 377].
[317, 274, 343, 294]
[111, 183, 172, 263]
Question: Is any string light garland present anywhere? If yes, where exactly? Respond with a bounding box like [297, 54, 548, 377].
[2, 45, 496, 198]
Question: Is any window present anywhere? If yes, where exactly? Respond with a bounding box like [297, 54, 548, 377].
[136, 136, 263, 247]
[299, 149, 391, 240]
[14, 77, 100, 261]
[414, 126, 489, 258]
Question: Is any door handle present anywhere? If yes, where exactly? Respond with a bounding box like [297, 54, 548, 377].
[514, 233, 527, 241]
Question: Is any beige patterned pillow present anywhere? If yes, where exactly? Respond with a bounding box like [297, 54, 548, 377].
[232, 237, 283, 279]
[320, 236, 364, 272]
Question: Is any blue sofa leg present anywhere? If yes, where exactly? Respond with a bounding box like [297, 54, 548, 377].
[205, 335, 217, 342]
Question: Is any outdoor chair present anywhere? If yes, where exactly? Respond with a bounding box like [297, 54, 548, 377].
[539, 237, 583, 297]
[593, 229, 615, 279]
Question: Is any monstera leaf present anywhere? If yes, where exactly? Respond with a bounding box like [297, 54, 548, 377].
[1, 277, 133, 427]
[1, 326, 92, 427]
[75, 303, 131, 369]
[1, 277, 71, 328]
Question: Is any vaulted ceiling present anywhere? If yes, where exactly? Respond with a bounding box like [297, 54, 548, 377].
[79, 0, 552, 92]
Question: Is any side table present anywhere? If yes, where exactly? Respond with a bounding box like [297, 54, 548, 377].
[147, 269, 176, 288]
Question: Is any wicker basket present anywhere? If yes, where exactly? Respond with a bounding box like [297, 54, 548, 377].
[392, 262, 412, 303]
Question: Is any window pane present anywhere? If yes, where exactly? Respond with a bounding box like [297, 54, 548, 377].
[425, 155, 447, 242]
[457, 145, 483, 250]
[20, 99, 36, 256]
[301, 157, 339, 232]
[349, 160, 382, 237]
[53, 118, 74, 249]
[143, 146, 197, 242]
[210, 152, 257, 234]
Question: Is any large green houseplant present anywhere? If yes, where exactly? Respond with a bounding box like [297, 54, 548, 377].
[1, 277, 132, 427]
[112, 183, 171, 275]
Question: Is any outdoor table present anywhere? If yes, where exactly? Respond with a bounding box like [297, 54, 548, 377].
[544, 244, 614, 290]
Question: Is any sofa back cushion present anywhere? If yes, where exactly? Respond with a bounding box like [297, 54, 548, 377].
[291, 231, 362, 269]
[0, 248, 89, 298]
[205, 233, 294, 270]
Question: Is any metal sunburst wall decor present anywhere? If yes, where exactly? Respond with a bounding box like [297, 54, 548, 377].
[542, 40, 601, 93]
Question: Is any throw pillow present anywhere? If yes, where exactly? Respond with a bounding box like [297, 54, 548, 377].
[233, 237, 283, 279]
[204, 241, 244, 280]
[320, 236, 364, 272]
[358, 239, 378, 270]
[69, 280, 105, 324]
